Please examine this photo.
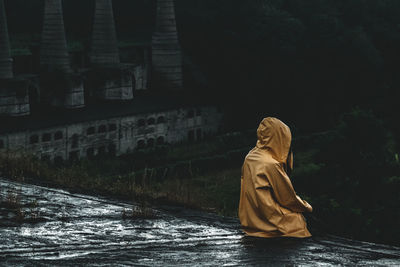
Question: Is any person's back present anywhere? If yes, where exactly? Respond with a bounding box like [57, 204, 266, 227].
[238, 117, 312, 238]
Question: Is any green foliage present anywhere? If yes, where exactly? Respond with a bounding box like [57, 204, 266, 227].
[0, 131, 254, 217]
[292, 108, 400, 245]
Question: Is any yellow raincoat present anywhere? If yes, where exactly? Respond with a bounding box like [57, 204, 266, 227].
[239, 117, 312, 238]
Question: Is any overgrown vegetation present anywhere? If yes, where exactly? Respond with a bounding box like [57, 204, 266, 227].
[293, 108, 400, 245]
[0, 109, 399, 245]
[0, 187, 44, 225]
[122, 201, 157, 220]
[0, 132, 251, 216]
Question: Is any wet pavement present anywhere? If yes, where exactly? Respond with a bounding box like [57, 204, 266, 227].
[1, 178, 400, 266]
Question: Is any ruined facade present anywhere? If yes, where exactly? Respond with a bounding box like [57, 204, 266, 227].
[0, 0, 222, 161]
[0, 104, 221, 161]
[0, 0, 12, 79]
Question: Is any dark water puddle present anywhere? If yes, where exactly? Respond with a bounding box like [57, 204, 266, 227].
[1, 178, 400, 266]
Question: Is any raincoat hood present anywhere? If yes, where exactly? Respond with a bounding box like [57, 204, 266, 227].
[256, 117, 292, 167]
[238, 117, 312, 238]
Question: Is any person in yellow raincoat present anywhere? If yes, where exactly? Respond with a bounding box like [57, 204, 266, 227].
[239, 117, 313, 238]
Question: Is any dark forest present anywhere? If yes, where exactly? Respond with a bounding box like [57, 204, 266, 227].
[3, 0, 400, 246]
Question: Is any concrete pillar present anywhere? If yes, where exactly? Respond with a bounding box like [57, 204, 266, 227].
[40, 0, 71, 72]
[89, 0, 133, 101]
[152, 0, 183, 90]
[0, 0, 30, 116]
[0, 0, 13, 79]
[88, 66, 133, 100]
[39, 0, 85, 109]
[90, 0, 120, 66]
[0, 80, 30, 116]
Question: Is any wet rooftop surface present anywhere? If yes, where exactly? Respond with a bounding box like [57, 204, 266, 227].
[1, 178, 400, 266]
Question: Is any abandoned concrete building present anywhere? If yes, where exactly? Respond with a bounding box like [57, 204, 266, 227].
[0, 0, 222, 161]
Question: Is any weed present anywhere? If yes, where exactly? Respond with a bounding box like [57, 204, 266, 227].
[122, 201, 157, 220]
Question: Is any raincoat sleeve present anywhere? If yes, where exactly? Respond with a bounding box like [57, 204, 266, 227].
[262, 162, 312, 213]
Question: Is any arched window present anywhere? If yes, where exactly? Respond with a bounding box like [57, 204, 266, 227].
[54, 156, 63, 166]
[69, 151, 79, 162]
[147, 138, 155, 147]
[196, 129, 202, 140]
[108, 144, 116, 156]
[137, 140, 145, 149]
[187, 110, 195, 118]
[87, 127, 95, 135]
[30, 135, 39, 144]
[98, 125, 107, 133]
[41, 154, 51, 162]
[54, 131, 63, 140]
[71, 134, 79, 148]
[188, 130, 195, 142]
[98, 146, 106, 155]
[157, 136, 165, 145]
[157, 116, 165, 124]
[147, 118, 155, 125]
[108, 123, 117, 132]
[42, 133, 51, 142]
[138, 119, 145, 127]
[87, 147, 95, 158]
